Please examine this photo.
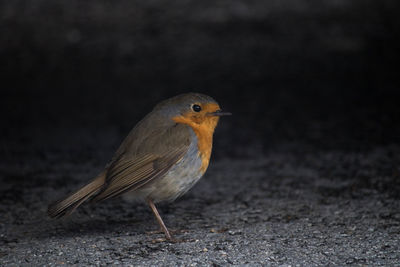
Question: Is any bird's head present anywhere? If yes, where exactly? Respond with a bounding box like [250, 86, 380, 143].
[154, 93, 231, 133]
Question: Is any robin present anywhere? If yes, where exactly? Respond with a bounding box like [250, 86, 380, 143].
[48, 93, 231, 241]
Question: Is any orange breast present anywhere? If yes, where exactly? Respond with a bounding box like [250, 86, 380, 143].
[190, 121, 216, 172]
[172, 110, 219, 173]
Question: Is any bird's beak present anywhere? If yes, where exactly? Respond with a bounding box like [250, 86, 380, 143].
[208, 110, 232, 117]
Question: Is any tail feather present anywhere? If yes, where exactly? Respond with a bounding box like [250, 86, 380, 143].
[48, 172, 106, 218]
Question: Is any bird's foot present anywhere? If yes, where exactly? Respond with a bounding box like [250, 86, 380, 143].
[147, 228, 192, 243]
[146, 228, 188, 235]
[150, 236, 194, 243]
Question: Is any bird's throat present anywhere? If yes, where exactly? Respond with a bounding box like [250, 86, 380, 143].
[172, 115, 219, 172]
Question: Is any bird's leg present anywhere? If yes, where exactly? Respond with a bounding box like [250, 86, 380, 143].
[147, 198, 173, 240]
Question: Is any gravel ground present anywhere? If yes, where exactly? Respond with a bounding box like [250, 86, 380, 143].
[1, 131, 399, 265]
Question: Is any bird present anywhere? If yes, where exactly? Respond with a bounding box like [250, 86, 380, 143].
[47, 92, 231, 241]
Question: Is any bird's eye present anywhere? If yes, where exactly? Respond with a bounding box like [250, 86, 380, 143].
[192, 104, 202, 112]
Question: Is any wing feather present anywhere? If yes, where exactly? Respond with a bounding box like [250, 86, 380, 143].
[92, 124, 191, 202]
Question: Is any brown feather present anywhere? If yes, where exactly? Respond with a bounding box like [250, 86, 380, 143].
[92, 141, 189, 202]
[47, 171, 106, 218]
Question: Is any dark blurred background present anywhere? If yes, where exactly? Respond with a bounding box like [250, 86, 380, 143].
[1, 0, 400, 162]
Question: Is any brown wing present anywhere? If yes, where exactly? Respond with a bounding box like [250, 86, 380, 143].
[92, 123, 191, 201]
